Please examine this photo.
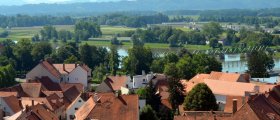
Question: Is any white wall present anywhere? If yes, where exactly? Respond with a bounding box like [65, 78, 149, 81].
[26, 64, 60, 83]
[121, 87, 129, 95]
[131, 74, 154, 89]
[68, 66, 88, 89]
[66, 97, 85, 120]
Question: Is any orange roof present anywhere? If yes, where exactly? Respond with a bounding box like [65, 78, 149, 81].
[53, 64, 76, 74]
[183, 78, 257, 96]
[87, 93, 139, 120]
[20, 83, 42, 97]
[258, 84, 276, 93]
[40, 61, 61, 79]
[0, 91, 18, 97]
[224, 96, 248, 113]
[105, 76, 128, 91]
[2, 95, 22, 113]
[209, 71, 245, 82]
[75, 97, 96, 120]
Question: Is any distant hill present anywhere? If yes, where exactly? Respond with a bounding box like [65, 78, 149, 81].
[1, 0, 280, 15]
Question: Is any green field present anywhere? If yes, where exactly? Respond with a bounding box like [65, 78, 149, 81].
[0, 25, 136, 41]
[0, 25, 213, 50]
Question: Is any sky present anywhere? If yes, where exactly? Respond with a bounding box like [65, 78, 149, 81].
[0, 0, 124, 6]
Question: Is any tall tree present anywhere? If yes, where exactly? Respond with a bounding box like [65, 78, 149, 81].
[168, 77, 185, 111]
[247, 50, 274, 78]
[184, 83, 218, 111]
[31, 42, 52, 63]
[14, 39, 34, 71]
[109, 46, 120, 76]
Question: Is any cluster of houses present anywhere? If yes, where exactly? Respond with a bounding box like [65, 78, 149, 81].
[0, 60, 280, 120]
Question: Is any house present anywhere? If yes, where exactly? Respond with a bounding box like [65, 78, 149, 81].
[96, 76, 129, 94]
[74, 96, 96, 120]
[0, 96, 21, 117]
[174, 111, 232, 120]
[181, 72, 273, 111]
[126, 72, 154, 89]
[17, 104, 59, 120]
[82, 93, 139, 120]
[26, 61, 91, 89]
[64, 86, 85, 120]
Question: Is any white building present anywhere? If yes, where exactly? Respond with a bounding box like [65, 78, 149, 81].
[127, 72, 154, 89]
[26, 61, 91, 89]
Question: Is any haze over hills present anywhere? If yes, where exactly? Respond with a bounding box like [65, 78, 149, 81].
[0, 0, 280, 15]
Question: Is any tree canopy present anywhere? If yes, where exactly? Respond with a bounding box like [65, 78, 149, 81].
[184, 83, 218, 111]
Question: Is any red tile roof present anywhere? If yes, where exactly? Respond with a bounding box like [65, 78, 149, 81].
[2, 95, 22, 113]
[53, 64, 76, 74]
[17, 104, 59, 120]
[224, 96, 247, 113]
[0, 91, 18, 97]
[87, 93, 139, 120]
[20, 83, 42, 97]
[174, 111, 232, 120]
[40, 61, 61, 79]
[101, 76, 127, 91]
[233, 94, 280, 120]
[75, 97, 96, 120]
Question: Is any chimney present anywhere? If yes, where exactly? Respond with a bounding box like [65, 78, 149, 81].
[32, 100, 34, 106]
[232, 99, 238, 114]
[115, 91, 120, 97]
[63, 63, 65, 71]
[94, 93, 99, 102]
[142, 70, 145, 76]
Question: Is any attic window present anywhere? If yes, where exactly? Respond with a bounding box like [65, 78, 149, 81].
[143, 79, 146, 82]
[75, 108, 78, 110]
[78, 100, 82, 102]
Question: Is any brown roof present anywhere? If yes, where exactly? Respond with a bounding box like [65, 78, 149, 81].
[0, 91, 18, 97]
[75, 97, 96, 120]
[80, 64, 91, 72]
[224, 96, 247, 113]
[20, 83, 42, 97]
[2, 95, 22, 113]
[174, 111, 232, 120]
[63, 86, 81, 102]
[60, 83, 84, 92]
[233, 94, 280, 120]
[17, 104, 59, 120]
[40, 61, 61, 79]
[87, 93, 139, 120]
[105, 76, 128, 91]
[38, 76, 62, 91]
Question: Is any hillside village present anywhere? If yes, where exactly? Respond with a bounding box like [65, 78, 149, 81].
[0, 60, 279, 120]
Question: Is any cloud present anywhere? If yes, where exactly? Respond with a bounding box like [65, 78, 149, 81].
[23, 0, 72, 4]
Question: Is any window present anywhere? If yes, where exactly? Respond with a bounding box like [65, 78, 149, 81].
[143, 79, 146, 82]
[78, 100, 82, 102]
[75, 108, 78, 110]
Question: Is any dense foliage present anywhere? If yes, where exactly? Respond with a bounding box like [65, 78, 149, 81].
[184, 83, 218, 111]
[247, 50, 275, 78]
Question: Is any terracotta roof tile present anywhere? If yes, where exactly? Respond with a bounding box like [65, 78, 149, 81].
[0, 91, 18, 97]
[105, 76, 128, 91]
[2, 95, 22, 113]
[174, 111, 232, 120]
[87, 93, 139, 120]
[53, 64, 76, 74]
[17, 104, 59, 120]
[60, 83, 84, 92]
[183, 78, 257, 96]
[63, 86, 81, 102]
[75, 97, 96, 120]
[38, 76, 62, 91]
[40, 61, 61, 79]
[20, 83, 42, 98]
[224, 96, 247, 113]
